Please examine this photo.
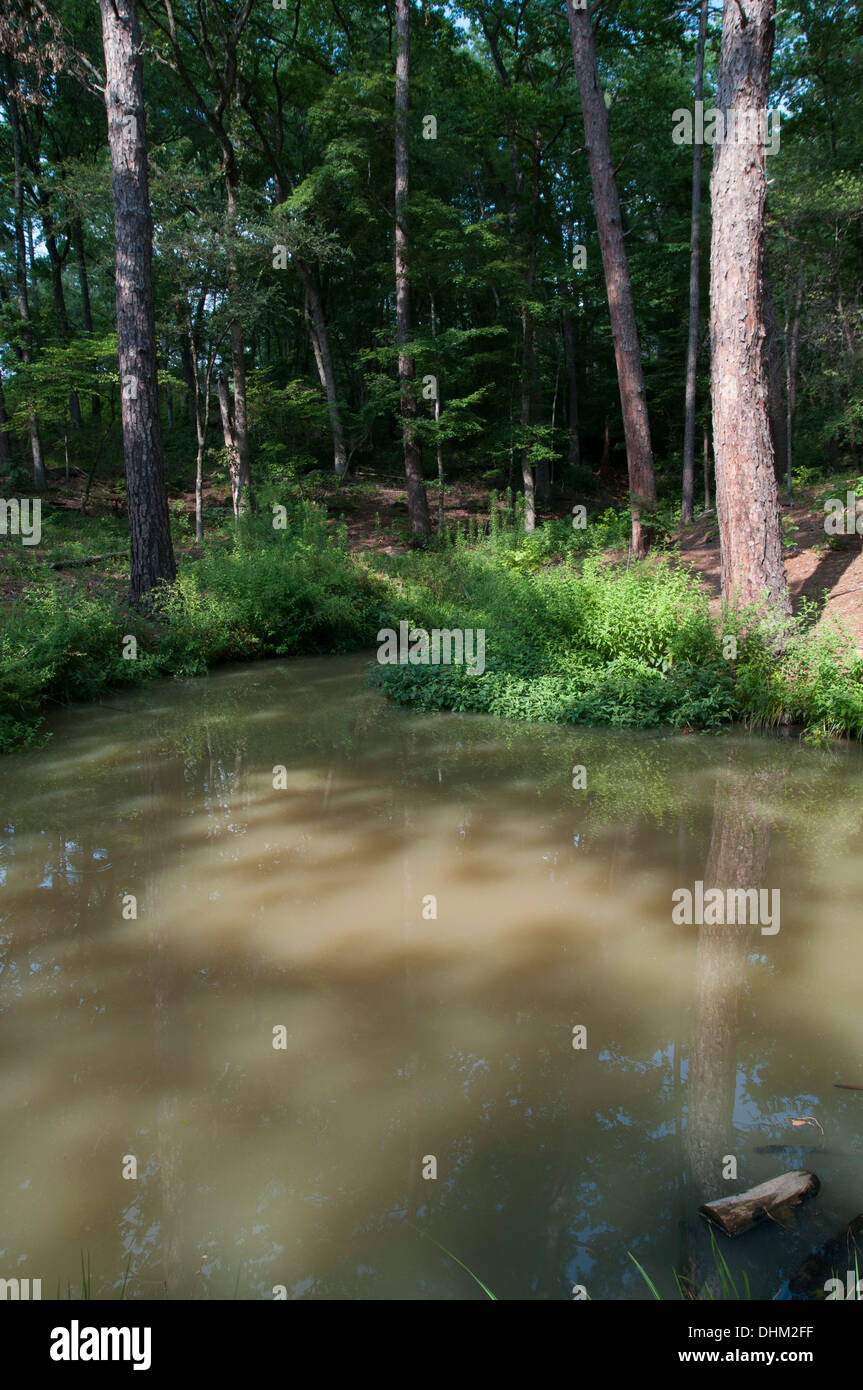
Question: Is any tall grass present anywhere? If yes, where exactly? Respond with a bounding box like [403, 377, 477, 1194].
[629, 1231, 752, 1301]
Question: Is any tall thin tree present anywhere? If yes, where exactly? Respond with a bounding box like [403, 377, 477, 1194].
[566, 0, 656, 557]
[2, 58, 46, 489]
[709, 0, 789, 616]
[395, 0, 431, 541]
[99, 0, 175, 606]
[681, 0, 709, 524]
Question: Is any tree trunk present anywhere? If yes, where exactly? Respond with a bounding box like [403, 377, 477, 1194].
[222, 171, 251, 514]
[395, 0, 431, 540]
[26, 217, 39, 311]
[763, 290, 787, 485]
[41, 212, 69, 337]
[99, 0, 176, 607]
[74, 220, 94, 331]
[0, 367, 11, 474]
[522, 127, 545, 524]
[298, 258, 348, 477]
[834, 223, 859, 471]
[217, 372, 243, 517]
[520, 302, 537, 531]
[784, 269, 804, 495]
[703, 422, 711, 511]
[685, 761, 778, 1292]
[599, 414, 613, 488]
[681, 0, 709, 524]
[429, 288, 445, 535]
[566, 0, 656, 557]
[4, 59, 46, 489]
[709, 0, 789, 618]
[229, 313, 251, 511]
[175, 301, 196, 423]
[562, 306, 581, 473]
[188, 326, 212, 544]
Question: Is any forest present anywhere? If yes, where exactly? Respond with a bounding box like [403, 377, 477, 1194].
[0, 0, 861, 749]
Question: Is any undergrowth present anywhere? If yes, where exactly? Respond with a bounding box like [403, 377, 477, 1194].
[2, 491, 863, 753]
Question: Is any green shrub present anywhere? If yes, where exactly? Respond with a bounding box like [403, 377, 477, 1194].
[371, 539, 731, 731]
[0, 585, 154, 752]
[0, 500, 383, 748]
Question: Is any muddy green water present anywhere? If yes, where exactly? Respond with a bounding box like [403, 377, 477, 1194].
[1, 653, 862, 1300]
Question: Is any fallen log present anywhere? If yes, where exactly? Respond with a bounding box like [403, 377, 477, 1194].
[699, 1170, 819, 1238]
[49, 550, 128, 569]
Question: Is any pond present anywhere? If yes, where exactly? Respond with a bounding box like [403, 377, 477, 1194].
[1, 653, 861, 1300]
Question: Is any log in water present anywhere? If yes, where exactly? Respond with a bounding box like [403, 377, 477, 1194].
[699, 1170, 820, 1237]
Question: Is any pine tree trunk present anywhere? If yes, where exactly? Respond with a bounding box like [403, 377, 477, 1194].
[99, 0, 176, 607]
[566, 0, 656, 556]
[298, 259, 348, 477]
[681, 0, 709, 524]
[395, 0, 431, 541]
[763, 290, 787, 484]
[709, 0, 789, 618]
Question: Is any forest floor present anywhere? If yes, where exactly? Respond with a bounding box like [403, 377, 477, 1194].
[6, 465, 863, 650]
[314, 471, 863, 651]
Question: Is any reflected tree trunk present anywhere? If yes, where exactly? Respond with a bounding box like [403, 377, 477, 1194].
[684, 762, 778, 1295]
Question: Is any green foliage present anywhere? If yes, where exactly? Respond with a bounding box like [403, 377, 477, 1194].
[0, 498, 383, 748]
[370, 517, 863, 741]
[159, 504, 380, 674]
[732, 600, 863, 741]
[0, 586, 154, 753]
[371, 526, 733, 731]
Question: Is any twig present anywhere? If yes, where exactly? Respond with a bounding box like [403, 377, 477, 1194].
[826, 581, 863, 601]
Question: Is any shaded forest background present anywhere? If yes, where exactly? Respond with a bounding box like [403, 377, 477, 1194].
[0, 1, 860, 520]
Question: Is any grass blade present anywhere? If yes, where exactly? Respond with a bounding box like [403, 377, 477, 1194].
[628, 1251, 662, 1300]
[409, 1223, 497, 1300]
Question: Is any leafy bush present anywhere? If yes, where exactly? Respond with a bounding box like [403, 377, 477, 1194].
[0, 586, 154, 752]
[371, 537, 731, 731]
[159, 508, 380, 673]
[0, 499, 383, 747]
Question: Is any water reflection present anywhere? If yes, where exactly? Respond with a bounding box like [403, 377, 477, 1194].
[1, 655, 862, 1300]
